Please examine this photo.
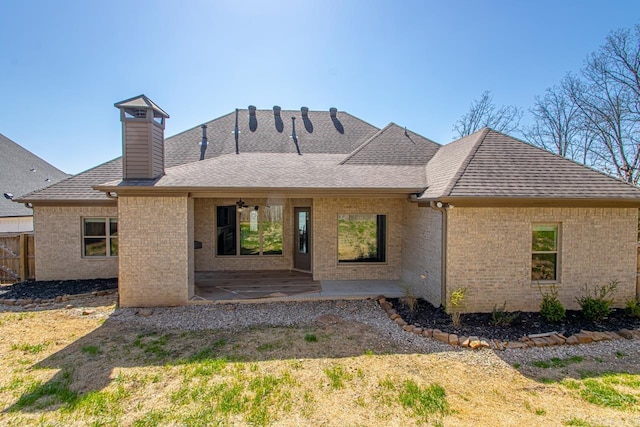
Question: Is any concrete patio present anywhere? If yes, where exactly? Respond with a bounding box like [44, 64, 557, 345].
[192, 270, 407, 304]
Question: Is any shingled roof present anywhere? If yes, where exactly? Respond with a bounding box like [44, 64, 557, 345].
[19, 108, 381, 202]
[419, 128, 640, 201]
[17, 106, 640, 204]
[0, 133, 69, 216]
[97, 153, 426, 192]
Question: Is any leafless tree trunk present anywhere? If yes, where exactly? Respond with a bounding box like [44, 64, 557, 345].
[452, 90, 523, 138]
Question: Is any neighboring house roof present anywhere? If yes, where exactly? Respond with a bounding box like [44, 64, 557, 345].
[419, 128, 640, 201]
[0, 133, 69, 216]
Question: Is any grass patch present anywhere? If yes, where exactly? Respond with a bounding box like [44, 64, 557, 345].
[132, 333, 170, 358]
[81, 345, 102, 356]
[531, 356, 583, 369]
[324, 365, 353, 389]
[580, 379, 637, 408]
[615, 351, 626, 359]
[304, 334, 318, 342]
[10, 341, 50, 354]
[399, 380, 449, 424]
[10, 370, 77, 411]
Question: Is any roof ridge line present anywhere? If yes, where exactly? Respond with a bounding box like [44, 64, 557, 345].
[440, 128, 490, 197]
[339, 123, 395, 165]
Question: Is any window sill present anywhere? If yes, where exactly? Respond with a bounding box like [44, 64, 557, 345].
[338, 262, 388, 267]
[532, 281, 561, 286]
[82, 256, 118, 260]
[215, 255, 284, 258]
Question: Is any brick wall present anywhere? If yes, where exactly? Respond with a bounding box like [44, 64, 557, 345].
[402, 203, 443, 307]
[118, 196, 192, 307]
[33, 205, 118, 280]
[447, 207, 638, 312]
[313, 197, 403, 280]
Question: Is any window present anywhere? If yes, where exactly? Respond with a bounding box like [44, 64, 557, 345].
[338, 214, 386, 263]
[531, 224, 559, 281]
[83, 218, 118, 257]
[217, 205, 283, 256]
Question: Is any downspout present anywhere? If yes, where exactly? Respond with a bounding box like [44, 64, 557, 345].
[430, 201, 448, 308]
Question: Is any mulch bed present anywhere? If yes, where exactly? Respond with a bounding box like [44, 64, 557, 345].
[390, 298, 640, 341]
[0, 279, 117, 300]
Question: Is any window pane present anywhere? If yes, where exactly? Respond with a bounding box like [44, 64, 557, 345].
[338, 214, 386, 262]
[109, 219, 118, 237]
[240, 207, 260, 255]
[217, 206, 236, 255]
[263, 205, 283, 255]
[532, 225, 557, 251]
[84, 219, 106, 237]
[84, 238, 107, 256]
[110, 238, 118, 256]
[298, 211, 308, 254]
[532, 253, 557, 281]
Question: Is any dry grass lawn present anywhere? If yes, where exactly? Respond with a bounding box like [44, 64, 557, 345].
[1, 297, 639, 426]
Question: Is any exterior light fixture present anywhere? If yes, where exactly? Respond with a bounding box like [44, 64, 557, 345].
[3, 192, 14, 200]
[236, 199, 248, 213]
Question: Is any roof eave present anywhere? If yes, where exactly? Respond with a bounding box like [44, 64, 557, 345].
[426, 196, 640, 208]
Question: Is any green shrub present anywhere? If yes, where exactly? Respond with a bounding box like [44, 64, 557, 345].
[625, 298, 640, 318]
[448, 287, 467, 327]
[491, 302, 519, 326]
[539, 286, 566, 322]
[575, 281, 618, 322]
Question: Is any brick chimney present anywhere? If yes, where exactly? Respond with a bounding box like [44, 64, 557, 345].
[115, 95, 170, 180]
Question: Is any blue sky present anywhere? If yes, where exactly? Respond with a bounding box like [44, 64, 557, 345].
[1, 1, 638, 174]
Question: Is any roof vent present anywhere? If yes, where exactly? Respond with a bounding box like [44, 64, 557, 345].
[329, 107, 337, 118]
[249, 105, 258, 132]
[291, 117, 301, 155]
[273, 106, 284, 133]
[301, 106, 309, 118]
[234, 109, 240, 154]
[199, 124, 208, 161]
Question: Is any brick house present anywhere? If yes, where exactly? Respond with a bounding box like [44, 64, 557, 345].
[17, 95, 640, 311]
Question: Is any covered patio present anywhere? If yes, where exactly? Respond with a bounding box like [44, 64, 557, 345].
[193, 270, 407, 303]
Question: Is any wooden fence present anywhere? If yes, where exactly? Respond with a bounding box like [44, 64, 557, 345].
[0, 233, 35, 284]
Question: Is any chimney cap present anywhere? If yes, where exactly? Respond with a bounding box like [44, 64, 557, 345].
[248, 105, 257, 114]
[273, 105, 281, 114]
[329, 107, 337, 118]
[301, 106, 309, 117]
[114, 94, 170, 118]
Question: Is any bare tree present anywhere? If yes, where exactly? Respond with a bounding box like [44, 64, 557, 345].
[523, 82, 596, 166]
[566, 25, 640, 184]
[453, 90, 523, 138]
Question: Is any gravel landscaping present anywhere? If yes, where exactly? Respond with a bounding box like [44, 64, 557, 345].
[1, 278, 639, 365]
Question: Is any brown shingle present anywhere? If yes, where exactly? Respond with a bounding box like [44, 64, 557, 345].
[98, 153, 427, 191]
[341, 123, 440, 166]
[420, 128, 640, 200]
